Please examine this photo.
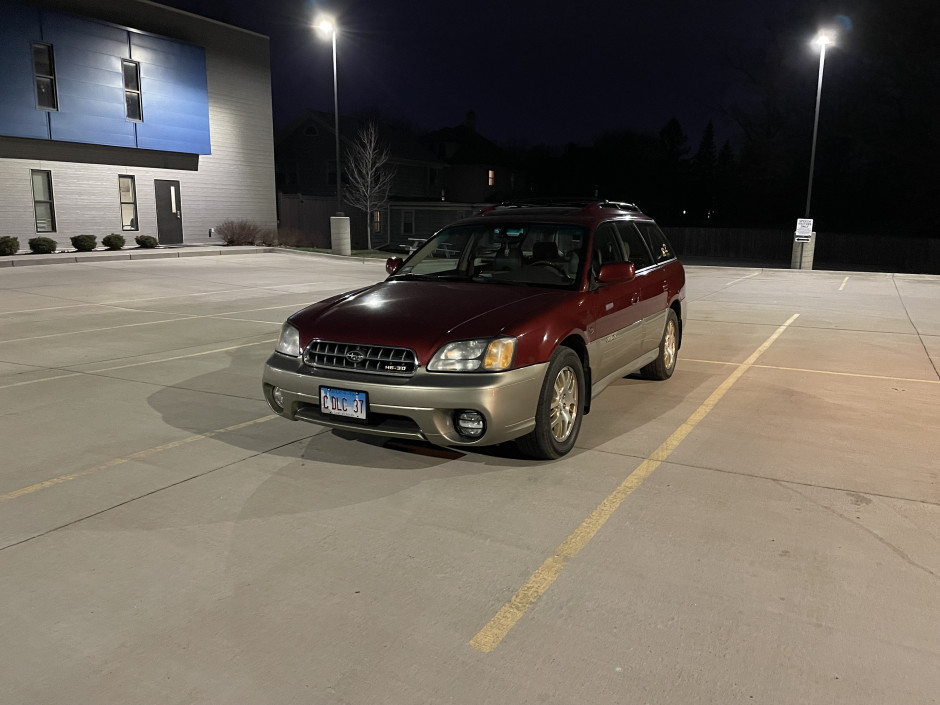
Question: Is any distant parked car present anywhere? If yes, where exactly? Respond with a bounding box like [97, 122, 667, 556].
[262, 199, 686, 459]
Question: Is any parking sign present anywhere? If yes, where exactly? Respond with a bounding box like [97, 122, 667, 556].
[795, 218, 813, 243]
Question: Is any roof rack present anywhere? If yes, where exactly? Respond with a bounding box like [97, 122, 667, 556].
[482, 198, 640, 214]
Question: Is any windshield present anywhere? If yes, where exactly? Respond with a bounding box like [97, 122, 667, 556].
[394, 223, 587, 288]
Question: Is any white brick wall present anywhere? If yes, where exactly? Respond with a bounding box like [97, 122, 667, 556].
[0, 5, 275, 251]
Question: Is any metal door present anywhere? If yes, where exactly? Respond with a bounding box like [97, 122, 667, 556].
[154, 179, 183, 245]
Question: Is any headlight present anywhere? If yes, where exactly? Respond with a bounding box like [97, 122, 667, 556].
[428, 337, 516, 372]
[275, 322, 301, 356]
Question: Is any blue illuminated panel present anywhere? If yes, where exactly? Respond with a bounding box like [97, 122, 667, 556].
[43, 12, 136, 148]
[0, 3, 211, 155]
[132, 33, 211, 154]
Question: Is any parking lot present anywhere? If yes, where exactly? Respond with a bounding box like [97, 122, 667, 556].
[1, 250, 938, 704]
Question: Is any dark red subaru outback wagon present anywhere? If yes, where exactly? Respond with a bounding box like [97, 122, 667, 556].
[263, 200, 686, 459]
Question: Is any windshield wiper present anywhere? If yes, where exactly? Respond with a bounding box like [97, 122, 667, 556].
[390, 273, 432, 280]
[392, 273, 472, 282]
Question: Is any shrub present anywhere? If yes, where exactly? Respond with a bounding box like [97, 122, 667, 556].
[71, 234, 97, 252]
[275, 227, 317, 248]
[29, 237, 57, 254]
[215, 219, 263, 246]
[102, 233, 125, 250]
[0, 236, 19, 256]
[135, 235, 158, 248]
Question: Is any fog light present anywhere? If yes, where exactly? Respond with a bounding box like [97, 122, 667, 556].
[272, 386, 285, 410]
[455, 410, 485, 439]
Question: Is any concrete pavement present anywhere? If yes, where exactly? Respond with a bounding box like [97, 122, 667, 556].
[1, 254, 938, 704]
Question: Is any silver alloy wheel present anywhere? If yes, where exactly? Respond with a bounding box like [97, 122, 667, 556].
[663, 318, 677, 371]
[550, 366, 579, 442]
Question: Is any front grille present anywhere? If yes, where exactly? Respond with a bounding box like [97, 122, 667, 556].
[303, 340, 418, 377]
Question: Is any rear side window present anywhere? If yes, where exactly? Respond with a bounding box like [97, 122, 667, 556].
[615, 222, 654, 270]
[635, 222, 676, 264]
[591, 222, 626, 268]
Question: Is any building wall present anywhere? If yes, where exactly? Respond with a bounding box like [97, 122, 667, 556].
[0, 0, 275, 249]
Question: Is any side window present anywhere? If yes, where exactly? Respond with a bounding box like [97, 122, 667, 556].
[615, 222, 654, 270]
[123, 60, 143, 121]
[635, 222, 676, 264]
[32, 43, 58, 111]
[118, 175, 139, 231]
[402, 210, 415, 236]
[591, 222, 625, 277]
[31, 170, 56, 232]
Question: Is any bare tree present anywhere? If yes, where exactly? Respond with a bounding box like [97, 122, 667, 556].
[344, 121, 396, 249]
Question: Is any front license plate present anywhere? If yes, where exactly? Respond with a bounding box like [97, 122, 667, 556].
[320, 386, 368, 420]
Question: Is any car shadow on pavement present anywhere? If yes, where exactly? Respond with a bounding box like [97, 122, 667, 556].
[146, 343, 698, 482]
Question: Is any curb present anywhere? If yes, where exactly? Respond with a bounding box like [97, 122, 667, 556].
[0, 246, 394, 268]
[0, 246, 277, 267]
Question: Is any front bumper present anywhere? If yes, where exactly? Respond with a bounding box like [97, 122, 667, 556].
[262, 352, 548, 447]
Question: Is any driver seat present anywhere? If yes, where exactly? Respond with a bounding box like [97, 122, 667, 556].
[532, 241, 560, 262]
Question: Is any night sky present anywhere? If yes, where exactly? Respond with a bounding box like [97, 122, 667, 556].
[153, 0, 795, 148]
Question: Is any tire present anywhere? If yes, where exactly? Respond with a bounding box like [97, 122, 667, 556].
[517, 347, 585, 460]
[641, 309, 679, 380]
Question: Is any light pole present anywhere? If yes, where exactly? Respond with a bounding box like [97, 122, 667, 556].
[316, 17, 342, 214]
[805, 31, 833, 219]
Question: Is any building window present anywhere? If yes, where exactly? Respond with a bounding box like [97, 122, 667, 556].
[402, 210, 414, 236]
[123, 60, 143, 121]
[119, 175, 139, 231]
[373, 210, 382, 234]
[31, 170, 56, 232]
[488, 169, 495, 187]
[32, 43, 58, 111]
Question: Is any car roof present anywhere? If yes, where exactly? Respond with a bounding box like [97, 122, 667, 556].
[453, 199, 655, 228]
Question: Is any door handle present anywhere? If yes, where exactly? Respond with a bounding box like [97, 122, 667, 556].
[631, 293, 640, 304]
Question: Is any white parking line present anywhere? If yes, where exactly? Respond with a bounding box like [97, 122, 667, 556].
[0, 339, 277, 390]
[726, 271, 761, 287]
[0, 414, 278, 504]
[0, 310, 286, 345]
[0, 287, 255, 317]
[684, 358, 940, 384]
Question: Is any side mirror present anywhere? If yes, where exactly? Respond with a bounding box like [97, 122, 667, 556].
[386, 257, 404, 276]
[596, 261, 635, 284]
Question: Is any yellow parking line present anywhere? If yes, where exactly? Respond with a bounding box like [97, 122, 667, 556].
[469, 313, 800, 653]
[839, 276, 849, 291]
[0, 415, 277, 503]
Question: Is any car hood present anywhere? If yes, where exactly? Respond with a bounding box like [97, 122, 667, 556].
[290, 279, 560, 361]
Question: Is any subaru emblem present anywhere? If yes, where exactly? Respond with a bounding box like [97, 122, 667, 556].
[346, 349, 365, 363]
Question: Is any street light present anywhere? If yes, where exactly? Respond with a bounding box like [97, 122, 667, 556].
[804, 30, 833, 218]
[315, 17, 342, 214]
